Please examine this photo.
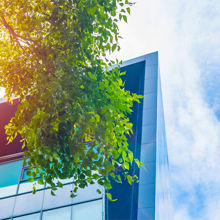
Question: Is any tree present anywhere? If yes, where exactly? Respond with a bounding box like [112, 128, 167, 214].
[0, 0, 142, 198]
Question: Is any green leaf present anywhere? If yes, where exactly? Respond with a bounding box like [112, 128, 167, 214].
[105, 181, 112, 190]
[28, 178, 34, 182]
[51, 190, 56, 196]
[71, 193, 77, 198]
[73, 187, 78, 193]
[123, 15, 127, 23]
[122, 151, 127, 161]
[135, 158, 140, 168]
[128, 152, 133, 164]
[33, 186, 36, 194]
[97, 189, 102, 194]
[26, 170, 32, 176]
[124, 162, 129, 170]
[127, 175, 133, 185]
[93, 173, 100, 180]
[112, 44, 117, 52]
[88, 7, 96, 15]
[106, 193, 117, 202]
[116, 175, 122, 183]
[37, 179, 44, 185]
[57, 181, 63, 188]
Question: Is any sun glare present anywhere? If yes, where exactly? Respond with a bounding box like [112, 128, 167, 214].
[0, 87, 5, 98]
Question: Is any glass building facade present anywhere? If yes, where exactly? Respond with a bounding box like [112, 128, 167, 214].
[0, 52, 172, 220]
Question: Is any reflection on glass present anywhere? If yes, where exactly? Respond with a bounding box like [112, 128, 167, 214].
[72, 199, 103, 220]
[0, 160, 22, 197]
[13, 213, 40, 220]
[42, 207, 71, 220]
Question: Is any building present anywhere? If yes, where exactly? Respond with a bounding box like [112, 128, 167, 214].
[0, 52, 172, 220]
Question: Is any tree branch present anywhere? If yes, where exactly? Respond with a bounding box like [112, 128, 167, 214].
[0, 15, 40, 47]
[0, 15, 57, 77]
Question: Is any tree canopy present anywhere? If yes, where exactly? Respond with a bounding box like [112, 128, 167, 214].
[0, 0, 142, 199]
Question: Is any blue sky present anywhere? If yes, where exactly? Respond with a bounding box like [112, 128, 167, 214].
[110, 0, 220, 219]
[0, 1, 219, 219]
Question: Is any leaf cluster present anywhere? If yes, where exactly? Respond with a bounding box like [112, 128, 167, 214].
[0, 0, 142, 198]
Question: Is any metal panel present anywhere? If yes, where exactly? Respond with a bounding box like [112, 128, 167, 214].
[137, 52, 159, 220]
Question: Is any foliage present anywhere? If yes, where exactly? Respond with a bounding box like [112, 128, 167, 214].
[0, 0, 142, 197]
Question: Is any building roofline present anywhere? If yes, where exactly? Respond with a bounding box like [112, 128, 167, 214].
[109, 51, 158, 70]
[121, 51, 158, 67]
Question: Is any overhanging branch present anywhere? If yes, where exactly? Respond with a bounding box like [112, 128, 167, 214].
[0, 16, 39, 47]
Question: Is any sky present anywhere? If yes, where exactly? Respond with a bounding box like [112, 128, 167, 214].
[110, 0, 220, 219]
[0, 1, 220, 219]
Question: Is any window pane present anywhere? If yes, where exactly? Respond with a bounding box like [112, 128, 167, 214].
[0, 196, 15, 219]
[0, 184, 18, 198]
[72, 200, 103, 220]
[42, 207, 71, 220]
[0, 160, 22, 197]
[13, 213, 40, 220]
[43, 184, 72, 210]
[71, 184, 103, 204]
[13, 191, 44, 216]
[18, 181, 44, 194]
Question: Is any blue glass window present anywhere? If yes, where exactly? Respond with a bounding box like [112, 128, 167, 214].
[72, 199, 103, 220]
[13, 190, 44, 216]
[0, 160, 22, 197]
[0, 197, 15, 219]
[13, 213, 40, 220]
[42, 207, 71, 220]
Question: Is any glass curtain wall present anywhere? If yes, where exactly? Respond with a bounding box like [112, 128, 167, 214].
[0, 159, 103, 220]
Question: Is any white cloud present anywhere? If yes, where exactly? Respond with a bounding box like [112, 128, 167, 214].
[174, 206, 195, 220]
[113, 0, 220, 219]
